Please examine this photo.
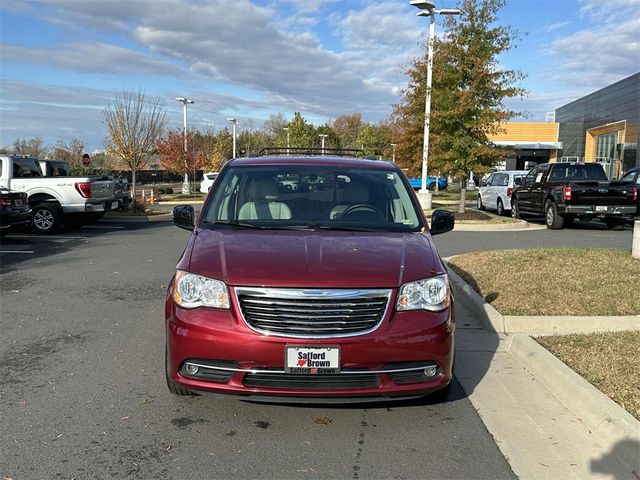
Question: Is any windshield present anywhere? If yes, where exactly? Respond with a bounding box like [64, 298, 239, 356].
[201, 165, 422, 232]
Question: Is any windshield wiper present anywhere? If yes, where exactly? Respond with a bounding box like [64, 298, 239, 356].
[298, 223, 379, 232]
[203, 220, 267, 229]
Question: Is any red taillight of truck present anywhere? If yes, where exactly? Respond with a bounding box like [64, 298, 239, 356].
[563, 186, 572, 201]
[633, 186, 638, 201]
[75, 182, 92, 198]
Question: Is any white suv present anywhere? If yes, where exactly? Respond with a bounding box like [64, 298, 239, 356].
[477, 170, 528, 216]
[199, 172, 218, 193]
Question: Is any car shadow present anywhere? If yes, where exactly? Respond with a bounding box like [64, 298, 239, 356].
[590, 438, 640, 479]
[523, 216, 635, 231]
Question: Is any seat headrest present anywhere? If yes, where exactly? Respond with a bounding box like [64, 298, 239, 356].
[250, 177, 278, 200]
[344, 181, 369, 203]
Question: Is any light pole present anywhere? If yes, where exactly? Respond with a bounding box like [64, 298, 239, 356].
[390, 143, 397, 163]
[227, 117, 237, 159]
[283, 127, 290, 154]
[410, 0, 460, 209]
[176, 97, 194, 194]
[319, 134, 328, 155]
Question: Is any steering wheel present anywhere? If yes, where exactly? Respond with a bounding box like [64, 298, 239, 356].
[341, 203, 385, 221]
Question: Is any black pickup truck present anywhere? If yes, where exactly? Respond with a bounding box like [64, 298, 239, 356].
[511, 162, 637, 229]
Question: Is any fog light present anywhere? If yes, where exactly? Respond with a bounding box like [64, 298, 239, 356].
[185, 363, 199, 375]
[424, 365, 438, 378]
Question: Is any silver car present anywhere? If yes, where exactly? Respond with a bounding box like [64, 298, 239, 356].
[477, 170, 528, 216]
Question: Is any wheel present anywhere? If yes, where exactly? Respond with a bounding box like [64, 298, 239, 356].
[496, 198, 505, 216]
[477, 195, 485, 210]
[604, 218, 625, 230]
[545, 201, 564, 229]
[341, 203, 385, 221]
[31, 203, 63, 233]
[165, 347, 197, 396]
[511, 198, 520, 219]
[428, 182, 436, 191]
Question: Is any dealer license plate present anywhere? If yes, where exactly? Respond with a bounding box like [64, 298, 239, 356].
[285, 346, 340, 374]
[595, 206, 607, 212]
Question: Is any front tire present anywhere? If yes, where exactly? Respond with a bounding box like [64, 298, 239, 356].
[31, 203, 63, 233]
[477, 195, 485, 210]
[545, 201, 564, 229]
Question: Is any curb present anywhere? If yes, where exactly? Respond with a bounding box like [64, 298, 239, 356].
[452, 221, 546, 232]
[508, 335, 640, 474]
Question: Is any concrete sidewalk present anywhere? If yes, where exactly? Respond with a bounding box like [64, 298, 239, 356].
[453, 278, 639, 479]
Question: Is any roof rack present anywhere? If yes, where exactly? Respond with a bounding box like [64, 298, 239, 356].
[256, 147, 365, 157]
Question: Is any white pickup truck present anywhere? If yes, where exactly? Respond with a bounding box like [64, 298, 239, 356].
[0, 155, 115, 233]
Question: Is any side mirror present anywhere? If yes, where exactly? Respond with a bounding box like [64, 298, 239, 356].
[173, 205, 195, 231]
[430, 209, 455, 235]
[480, 180, 487, 187]
[514, 177, 522, 186]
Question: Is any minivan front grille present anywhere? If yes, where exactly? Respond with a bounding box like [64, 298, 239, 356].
[235, 287, 391, 338]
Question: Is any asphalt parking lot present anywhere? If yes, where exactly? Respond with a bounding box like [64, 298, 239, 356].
[0, 217, 634, 479]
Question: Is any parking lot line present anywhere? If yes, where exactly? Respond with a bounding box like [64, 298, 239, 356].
[7, 235, 88, 240]
[0, 250, 35, 254]
[82, 225, 126, 229]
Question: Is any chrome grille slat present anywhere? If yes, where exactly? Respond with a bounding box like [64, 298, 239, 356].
[236, 287, 391, 338]
[241, 298, 385, 308]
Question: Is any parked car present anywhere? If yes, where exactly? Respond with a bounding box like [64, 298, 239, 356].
[477, 170, 528, 216]
[409, 176, 448, 191]
[0, 187, 31, 238]
[200, 172, 218, 193]
[166, 156, 456, 401]
[619, 167, 640, 218]
[511, 162, 637, 229]
[1, 155, 115, 233]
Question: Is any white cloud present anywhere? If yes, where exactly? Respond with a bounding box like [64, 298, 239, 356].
[0, 43, 184, 76]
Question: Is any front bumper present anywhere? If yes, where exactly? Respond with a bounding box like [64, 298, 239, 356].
[166, 287, 455, 399]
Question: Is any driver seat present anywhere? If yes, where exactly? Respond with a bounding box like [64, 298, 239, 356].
[329, 181, 369, 220]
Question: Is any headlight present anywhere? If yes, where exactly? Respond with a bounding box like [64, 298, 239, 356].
[396, 274, 450, 311]
[172, 270, 230, 309]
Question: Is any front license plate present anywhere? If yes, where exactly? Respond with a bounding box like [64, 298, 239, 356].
[595, 206, 607, 212]
[286, 346, 340, 374]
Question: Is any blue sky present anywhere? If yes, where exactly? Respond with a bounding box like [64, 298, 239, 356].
[1, 0, 639, 151]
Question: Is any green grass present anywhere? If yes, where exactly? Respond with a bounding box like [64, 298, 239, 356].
[448, 248, 640, 316]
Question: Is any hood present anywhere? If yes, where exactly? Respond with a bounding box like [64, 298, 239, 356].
[185, 229, 443, 288]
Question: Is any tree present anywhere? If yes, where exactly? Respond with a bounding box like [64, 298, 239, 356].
[392, 0, 525, 212]
[52, 139, 85, 169]
[211, 128, 233, 169]
[287, 112, 316, 149]
[157, 129, 203, 172]
[103, 90, 167, 207]
[356, 122, 391, 159]
[12, 136, 49, 158]
[332, 114, 363, 150]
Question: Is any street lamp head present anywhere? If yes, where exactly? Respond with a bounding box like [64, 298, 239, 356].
[176, 97, 194, 104]
[410, 0, 435, 10]
[227, 117, 236, 123]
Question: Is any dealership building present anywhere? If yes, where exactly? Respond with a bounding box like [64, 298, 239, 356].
[488, 72, 639, 177]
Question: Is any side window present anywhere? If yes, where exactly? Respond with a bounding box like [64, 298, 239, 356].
[525, 169, 538, 185]
[493, 173, 508, 186]
[13, 158, 42, 177]
[484, 174, 495, 187]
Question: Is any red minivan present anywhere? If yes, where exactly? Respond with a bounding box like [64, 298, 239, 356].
[166, 156, 455, 401]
